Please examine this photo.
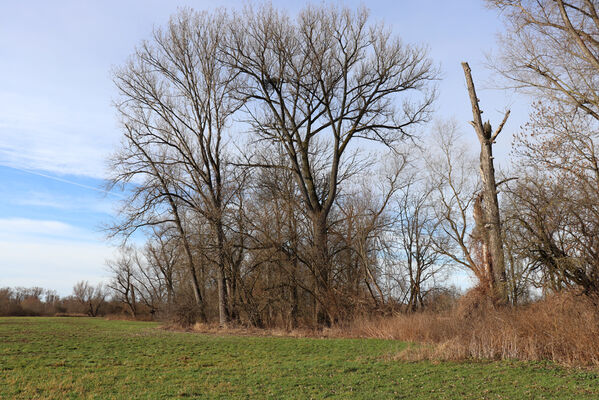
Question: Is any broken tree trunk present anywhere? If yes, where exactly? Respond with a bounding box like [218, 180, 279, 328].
[462, 62, 509, 304]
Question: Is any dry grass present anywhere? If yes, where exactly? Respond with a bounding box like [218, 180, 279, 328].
[342, 291, 599, 367]
[161, 321, 324, 338]
[53, 313, 88, 317]
[162, 290, 599, 367]
[103, 313, 154, 321]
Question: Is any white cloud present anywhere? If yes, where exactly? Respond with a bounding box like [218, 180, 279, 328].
[0, 127, 112, 179]
[0, 218, 117, 295]
[15, 191, 116, 215]
[0, 239, 115, 296]
[0, 91, 119, 179]
[0, 218, 95, 241]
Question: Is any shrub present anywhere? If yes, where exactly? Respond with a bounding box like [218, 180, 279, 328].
[343, 290, 599, 367]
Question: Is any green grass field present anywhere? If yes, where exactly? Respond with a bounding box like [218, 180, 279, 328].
[1, 317, 598, 399]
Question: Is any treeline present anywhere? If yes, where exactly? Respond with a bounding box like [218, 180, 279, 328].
[105, 1, 599, 328]
[0, 282, 153, 318]
[0, 287, 64, 317]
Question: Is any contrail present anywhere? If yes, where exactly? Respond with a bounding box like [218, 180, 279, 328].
[5, 165, 125, 198]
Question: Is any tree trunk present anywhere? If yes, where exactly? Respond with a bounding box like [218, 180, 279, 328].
[129, 283, 137, 318]
[164, 194, 207, 322]
[311, 212, 332, 326]
[215, 223, 230, 327]
[290, 279, 299, 330]
[187, 256, 207, 322]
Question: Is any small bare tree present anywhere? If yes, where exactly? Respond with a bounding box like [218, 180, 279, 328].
[72, 281, 106, 317]
[333, 154, 404, 313]
[395, 171, 450, 312]
[107, 248, 138, 317]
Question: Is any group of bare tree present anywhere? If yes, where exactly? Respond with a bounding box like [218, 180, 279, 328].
[106, 1, 599, 327]
[0, 283, 109, 317]
[0, 287, 59, 316]
[488, 0, 599, 296]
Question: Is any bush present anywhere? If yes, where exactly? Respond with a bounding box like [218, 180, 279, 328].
[342, 290, 599, 367]
[172, 298, 200, 328]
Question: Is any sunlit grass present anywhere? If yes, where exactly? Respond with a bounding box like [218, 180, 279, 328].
[1, 317, 598, 399]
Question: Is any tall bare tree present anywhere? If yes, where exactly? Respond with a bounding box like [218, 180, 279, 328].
[111, 10, 242, 326]
[490, 0, 599, 296]
[224, 4, 437, 324]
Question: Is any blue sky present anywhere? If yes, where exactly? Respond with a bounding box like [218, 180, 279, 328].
[0, 1, 528, 295]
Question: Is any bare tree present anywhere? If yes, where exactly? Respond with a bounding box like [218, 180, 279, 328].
[501, 178, 543, 304]
[394, 171, 450, 312]
[72, 281, 106, 317]
[505, 105, 599, 295]
[426, 121, 482, 279]
[145, 230, 180, 308]
[224, 4, 437, 324]
[332, 154, 404, 313]
[238, 145, 312, 327]
[107, 248, 138, 317]
[111, 9, 243, 326]
[489, 0, 599, 297]
[489, 0, 599, 120]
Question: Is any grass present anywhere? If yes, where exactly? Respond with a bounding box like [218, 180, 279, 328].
[1, 317, 598, 399]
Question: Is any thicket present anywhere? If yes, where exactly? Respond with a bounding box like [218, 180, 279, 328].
[8, 1, 595, 367]
[104, 2, 599, 326]
[337, 291, 599, 366]
[0, 282, 147, 318]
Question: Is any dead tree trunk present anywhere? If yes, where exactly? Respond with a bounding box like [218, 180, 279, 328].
[462, 62, 509, 304]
